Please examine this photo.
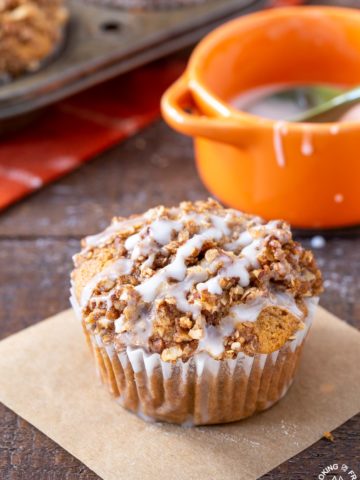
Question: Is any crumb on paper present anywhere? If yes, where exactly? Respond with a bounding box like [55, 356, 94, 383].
[323, 431, 335, 442]
[319, 383, 335, 394]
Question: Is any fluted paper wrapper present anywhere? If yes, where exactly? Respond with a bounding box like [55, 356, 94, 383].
[82, 304, 315, 425]
[0, 306, 360, 480]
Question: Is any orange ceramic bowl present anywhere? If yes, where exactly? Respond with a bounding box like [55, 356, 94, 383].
[161, 6, 360, 228]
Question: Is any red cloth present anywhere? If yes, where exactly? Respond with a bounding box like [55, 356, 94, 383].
[0, 58, 185, 210]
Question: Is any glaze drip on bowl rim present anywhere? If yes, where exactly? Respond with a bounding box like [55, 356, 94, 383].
[71, 199, 322, 363]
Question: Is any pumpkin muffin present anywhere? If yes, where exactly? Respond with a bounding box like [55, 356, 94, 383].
[0, 0, 68, 79]
[71, 199, 322, 425]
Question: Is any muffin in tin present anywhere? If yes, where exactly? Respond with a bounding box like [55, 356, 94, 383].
[71, 199, 322, 425]
[0, 0, 68, 79]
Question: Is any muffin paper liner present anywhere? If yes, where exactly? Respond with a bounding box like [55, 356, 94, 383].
[71, 288, 318, 425]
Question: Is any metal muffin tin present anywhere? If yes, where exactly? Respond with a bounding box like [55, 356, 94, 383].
[0, 0, 265, 123]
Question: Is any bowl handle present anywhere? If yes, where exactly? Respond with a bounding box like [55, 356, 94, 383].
[161, 75, 255, 146]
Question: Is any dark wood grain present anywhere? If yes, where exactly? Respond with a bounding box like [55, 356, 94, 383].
[0, 119, 359, 479]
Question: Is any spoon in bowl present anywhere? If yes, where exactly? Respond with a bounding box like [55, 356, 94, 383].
[290, 85, 360, 122]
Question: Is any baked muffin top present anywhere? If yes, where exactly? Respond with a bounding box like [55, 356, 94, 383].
[71, 199, 322, 362]
[0, 0, 68, 77]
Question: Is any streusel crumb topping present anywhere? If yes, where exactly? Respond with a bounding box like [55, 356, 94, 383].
[71, 199, 322, 362]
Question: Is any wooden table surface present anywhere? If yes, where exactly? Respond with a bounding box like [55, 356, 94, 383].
[1, 116, 360, 478]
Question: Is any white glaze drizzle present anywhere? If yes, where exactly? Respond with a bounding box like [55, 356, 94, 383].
[209, 214, 231, 235]
[76, 205, 311, 359]
[124, 232, 141, 251]
[197, 292, 302, 357]
[197, 254, 251, 295]
[301, 127, 314, 156]
[150, 219, 182, 245]
[229, 292, 303, 323]
[81, 258, 133, 308]
[85, 216, 143, 249]
[140, 253, 156, 272]
[197, 275, 223, 295]
[273, 121, 287, 168]
[167, 269, 208, 315]
[198, 316, 235, 357]
[229, 299, 266, 322]
[80, 212, 287, 316]
[128, 233, 154, 261]
[135, 227, 222, 302]
[225, 230, 253, 251]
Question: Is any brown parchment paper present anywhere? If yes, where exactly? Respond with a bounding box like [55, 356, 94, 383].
[0, 307, 359, 480]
